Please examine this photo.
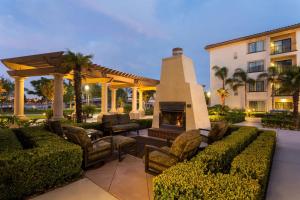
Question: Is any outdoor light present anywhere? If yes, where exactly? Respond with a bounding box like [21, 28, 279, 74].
[270, 62, 275, 67]
[84, 85, 90, 91]
[280, 98, 287, 103]
[207, 91, 211, 97]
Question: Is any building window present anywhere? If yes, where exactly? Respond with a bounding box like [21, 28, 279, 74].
[275, 102, 293, 110]
[274, 59, 292, 73]
[248, 40, 264, 53]
[271, 38, 292, 55]
[248, 60, 264, 73]
[248, 81, 265, 92]
[249, 101, 266, 112]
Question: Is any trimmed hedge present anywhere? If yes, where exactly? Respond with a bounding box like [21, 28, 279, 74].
[0, 127, 82, 199]
[154, 126, 261, 199]
[192, 126, 258, 173]
[0, 129, 22, 152]
[231, 130, 276, 196]
[154, 161, 261, 200]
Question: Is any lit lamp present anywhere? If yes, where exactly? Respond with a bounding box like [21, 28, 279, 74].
[84, 85, 90, 105]
[207, 91, 211, 98]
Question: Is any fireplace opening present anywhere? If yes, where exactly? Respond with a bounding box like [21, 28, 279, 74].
[159, 102, 186, 130]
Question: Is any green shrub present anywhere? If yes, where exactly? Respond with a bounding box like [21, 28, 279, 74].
[193, 126, 258, 173]
[0, 129, 22, 152]
[134, 119, 152, 129]
[0, 127, 82, 199]
[123, 104, 132, 113]
[82, 104, 97, 117]
[76, 122, 102, 130]
[208, 106, 245, 123]
[262, 113, 298, 130]
[45, 109, 53, 119]
[145, 108, 153, 115]
[154, 126, 262, 199]
[231, 130, 276, 196]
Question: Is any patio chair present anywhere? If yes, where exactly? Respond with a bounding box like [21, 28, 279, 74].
[63, 125, 113, 168]
[199, 121, 229, 144]
[144, 129, 201, 175]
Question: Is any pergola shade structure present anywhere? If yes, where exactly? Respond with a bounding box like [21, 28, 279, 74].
[1, 51, 159, 120]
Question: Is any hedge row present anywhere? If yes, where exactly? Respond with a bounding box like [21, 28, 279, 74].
[192, 126, 258, 173]
[0, 129, 22, 152]
[0, 127, 82, 199]
[154, 126, 261, 199]
[231, 131, 276, 196]
[154, 161, 261, 200]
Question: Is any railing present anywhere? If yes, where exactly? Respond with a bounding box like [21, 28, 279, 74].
[270, 42, 297, 55]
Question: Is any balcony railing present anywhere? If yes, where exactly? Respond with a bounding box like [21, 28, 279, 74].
[270, 41, 296, 55]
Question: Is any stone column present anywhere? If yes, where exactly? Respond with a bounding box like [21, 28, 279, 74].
[129, 86, 139, 119]
[110, 88, 117, 113]
[101, 83, 108, 114]
[52, 73, 64, 120]
[13, 76, 25, 118]
[138, 89, 144, 112]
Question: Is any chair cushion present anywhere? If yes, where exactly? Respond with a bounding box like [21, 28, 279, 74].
[170, 130, 201, 159]
[113, 135, 136, 149]
[111, 123, 139, 132]
[208, 121, 229, 142]
[117, 114, 130, 124]
[148, 148, 178, 172]
[63, 125, 93, 151]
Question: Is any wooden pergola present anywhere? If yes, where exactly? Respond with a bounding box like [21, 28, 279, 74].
[1, 51, 159, 120]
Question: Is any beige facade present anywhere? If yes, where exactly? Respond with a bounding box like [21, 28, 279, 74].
[206, 24, 300, 111]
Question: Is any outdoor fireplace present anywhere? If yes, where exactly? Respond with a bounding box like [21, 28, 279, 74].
[149, 48, 210, 140]
[159, 102, 185, 130]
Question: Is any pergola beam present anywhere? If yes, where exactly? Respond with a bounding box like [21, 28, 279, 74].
[7, 66, 70, 77]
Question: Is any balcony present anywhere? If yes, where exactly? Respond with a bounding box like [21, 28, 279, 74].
[270, 38, 296, 55]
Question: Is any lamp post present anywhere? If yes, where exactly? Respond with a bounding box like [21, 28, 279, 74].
[84, 85, 90, 105]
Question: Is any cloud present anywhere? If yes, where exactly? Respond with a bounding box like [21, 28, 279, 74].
[78, 0, 168, 39]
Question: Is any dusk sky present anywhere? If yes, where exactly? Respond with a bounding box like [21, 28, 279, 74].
[1, 0, 300, 93]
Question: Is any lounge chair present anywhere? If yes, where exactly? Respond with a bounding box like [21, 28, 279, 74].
[63, 125, 113, 168]
[144, 129, 201, 175]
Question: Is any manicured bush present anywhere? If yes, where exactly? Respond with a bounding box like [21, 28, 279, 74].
[134, 119, 153, 129]
[76, 122, 103, 130]
[231, 130, 276, 196]
[193, 126, 258, 173]
[154, 126, 262, 199]
[208, 105, 245, 123]
[0, 127, 82, 199]
[0, 129, 22, 152]
[262, 113, 299, 130]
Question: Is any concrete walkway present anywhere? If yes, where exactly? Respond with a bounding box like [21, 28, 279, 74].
[266, 129, 300, 200]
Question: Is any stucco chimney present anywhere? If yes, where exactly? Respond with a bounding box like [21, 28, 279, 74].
[172, 47, 183, 56]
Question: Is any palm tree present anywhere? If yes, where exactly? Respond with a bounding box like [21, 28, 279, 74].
[257, 67, 279, 110]
[277, 66, 300, 122]
[64, 50, 93, 123]
[232, 68, 255, 109]
[217, 88, 229, 106]
[212, 66, 230, 106]
[212, 66, 228, 89]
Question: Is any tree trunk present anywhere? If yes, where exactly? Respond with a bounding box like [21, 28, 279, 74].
[244, 85, 247, 109]
[271, 84, 275, 110]
[292, 90, 299, 128]
[74, 64, 82, 123]
[221, 96, 225, 107]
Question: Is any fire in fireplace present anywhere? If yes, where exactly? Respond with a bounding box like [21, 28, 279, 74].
[159, 102, 185, 130]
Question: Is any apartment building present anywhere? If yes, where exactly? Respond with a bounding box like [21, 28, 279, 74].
[206, 23, 300, 112]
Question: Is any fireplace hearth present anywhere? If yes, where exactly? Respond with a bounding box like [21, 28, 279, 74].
[159, 102, 185, 130]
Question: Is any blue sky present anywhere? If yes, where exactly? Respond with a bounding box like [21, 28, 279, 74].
[0, 0, 300, 92]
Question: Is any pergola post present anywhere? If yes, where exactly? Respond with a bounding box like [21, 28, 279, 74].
[52, 73, 64, 120]
[13, 76, 25, 118]
[138, 89, 144, 113]
[130, 86, 139, 119]
[101, 82, 108, 114]
[110, 88, 117, 113]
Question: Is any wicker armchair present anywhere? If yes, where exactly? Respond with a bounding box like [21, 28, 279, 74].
[144, 130, 201, 175]
[63, 125, 113, 168]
